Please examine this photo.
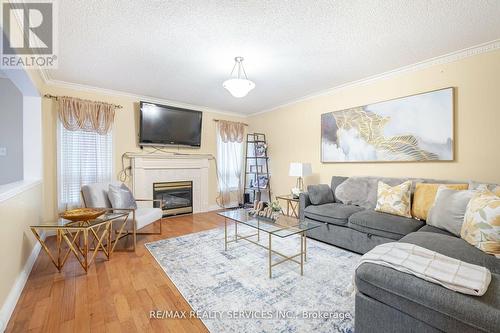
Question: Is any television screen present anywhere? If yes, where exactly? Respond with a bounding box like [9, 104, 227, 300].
[139, 102, 202, 147]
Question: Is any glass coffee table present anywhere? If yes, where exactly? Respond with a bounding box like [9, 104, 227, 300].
[218, 209, 323, 278]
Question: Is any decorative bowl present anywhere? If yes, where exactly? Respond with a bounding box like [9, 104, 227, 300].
[60, 208, 106, 222]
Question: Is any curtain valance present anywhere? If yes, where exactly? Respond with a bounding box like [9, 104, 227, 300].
[217, 120, 245, 143]
[57, 96, 116, 135]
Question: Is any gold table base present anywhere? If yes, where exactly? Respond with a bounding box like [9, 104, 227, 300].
[224, 218, 307, 278]
[31, 215, 130, 273]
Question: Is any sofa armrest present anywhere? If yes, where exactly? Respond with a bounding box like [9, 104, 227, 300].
[299, 192, 311, 221]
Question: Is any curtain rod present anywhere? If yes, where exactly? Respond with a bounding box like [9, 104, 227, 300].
[213, 119, 248, 126]
[43, 94, 123, 109]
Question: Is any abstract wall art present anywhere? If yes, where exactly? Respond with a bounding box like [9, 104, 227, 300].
[321, 87, 454, 162]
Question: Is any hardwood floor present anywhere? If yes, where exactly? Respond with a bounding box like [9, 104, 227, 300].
[6, 212, 227, 333]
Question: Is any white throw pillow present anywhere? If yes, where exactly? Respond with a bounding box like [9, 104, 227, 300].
[427, 186, 476, 236]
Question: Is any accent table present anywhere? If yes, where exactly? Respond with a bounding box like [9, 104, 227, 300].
[218, 209, 322, 278]
[275, 194, 300, 217]
[30, 211, 130, 273]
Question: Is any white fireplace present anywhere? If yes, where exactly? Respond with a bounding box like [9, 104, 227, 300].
[130, 154, 210, 213]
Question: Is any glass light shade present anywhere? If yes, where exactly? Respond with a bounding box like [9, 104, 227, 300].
[223, 78, 256, 98]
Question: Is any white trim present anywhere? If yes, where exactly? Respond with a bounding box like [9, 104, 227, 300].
[250, 39, 500, 116]
[0, 180, 42, 203]
[0, 231, 45, 333]
[43, 78, 246, 118]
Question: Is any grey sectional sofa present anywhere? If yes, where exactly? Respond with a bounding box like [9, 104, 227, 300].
[299, 176, 500, 333]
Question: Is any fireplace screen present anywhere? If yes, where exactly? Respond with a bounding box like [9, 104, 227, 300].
[153, 181, 193, 216]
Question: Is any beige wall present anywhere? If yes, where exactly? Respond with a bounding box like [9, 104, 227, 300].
[0, 185, 42, 310]
[41, 85, 245, 220]
[248, 50, 500, 197]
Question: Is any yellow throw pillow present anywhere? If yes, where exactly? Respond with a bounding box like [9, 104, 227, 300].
[412, 183, 468, 220]
[375, 181, 412, 218]
[461, 192, 500, 258]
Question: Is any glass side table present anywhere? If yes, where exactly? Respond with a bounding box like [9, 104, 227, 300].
[30, 211, 130, 273]
[275, 194, 300, 218]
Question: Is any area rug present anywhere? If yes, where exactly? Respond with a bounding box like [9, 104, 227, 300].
[145, 225, 361, 333]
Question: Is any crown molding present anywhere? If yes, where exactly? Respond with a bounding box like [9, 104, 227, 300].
[42, 78, 247, 118]
[249, 39, 500, 117]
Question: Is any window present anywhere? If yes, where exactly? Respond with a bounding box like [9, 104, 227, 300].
[216, 138, 244, 191]
[58, 123, 112, 210]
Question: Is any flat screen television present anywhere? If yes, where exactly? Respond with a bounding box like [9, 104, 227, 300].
[139, 101, 202, 147]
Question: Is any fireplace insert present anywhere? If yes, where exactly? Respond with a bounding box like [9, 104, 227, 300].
[153, 181, 193, 216]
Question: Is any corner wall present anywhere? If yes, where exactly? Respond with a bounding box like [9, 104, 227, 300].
[248, 49, 500, 196]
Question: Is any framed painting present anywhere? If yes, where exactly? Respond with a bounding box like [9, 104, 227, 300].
[321, 87, 454, 162]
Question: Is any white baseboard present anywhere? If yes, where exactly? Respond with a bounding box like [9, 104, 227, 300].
[0, 232, 45, 332]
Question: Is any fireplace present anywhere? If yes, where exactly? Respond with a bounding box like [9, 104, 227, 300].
[153, 181, 193, 217]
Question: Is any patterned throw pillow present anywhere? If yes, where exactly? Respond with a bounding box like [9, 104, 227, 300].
[468, 181, 500, 196]
[375, 181, 412, 218]
[412, 183, 469, 220]
[461, 192, 500, 258]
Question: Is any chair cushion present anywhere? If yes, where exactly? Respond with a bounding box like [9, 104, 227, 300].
[304, 203, 364, 226]
[348, 210, 425, 240]
[81, 181, 121, 208]
[124, 208, 163, 230]
[307, 184, 334, 205]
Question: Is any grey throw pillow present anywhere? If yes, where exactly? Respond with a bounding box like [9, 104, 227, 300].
[427, 187, 476, 236]
[307, 184, 334, 205]
[108, 183, 137, 209]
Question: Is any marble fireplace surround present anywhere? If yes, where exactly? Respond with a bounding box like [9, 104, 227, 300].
[130, 154, 211, 213]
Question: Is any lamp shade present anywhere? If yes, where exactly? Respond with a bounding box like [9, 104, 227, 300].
[288, 162, 312, 177]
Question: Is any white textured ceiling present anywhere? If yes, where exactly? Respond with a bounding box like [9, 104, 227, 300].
[49, 0, 500, 114]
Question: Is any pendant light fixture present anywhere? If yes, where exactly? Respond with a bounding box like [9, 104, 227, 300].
[223, 56, 255, 98]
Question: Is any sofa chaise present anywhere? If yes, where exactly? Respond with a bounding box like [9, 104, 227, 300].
[299, 176, 500, 333]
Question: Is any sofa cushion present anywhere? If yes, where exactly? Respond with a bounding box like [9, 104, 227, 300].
[334, 176, 421, 209]
[304, 203, 364, 226]
[355, 263, 500, 333]
[417, 225, 455, 237]
[412, 183, 469, 220]
[356, 231, 500, 332]
[400, 231, 500, 274]
[307, 184, 334, 205]
[116, 207, 163, 230]
[348, 210, 425, 240]
[330, 176, 348, 203]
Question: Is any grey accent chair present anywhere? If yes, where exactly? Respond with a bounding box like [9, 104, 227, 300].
[81, 182, 163, 250]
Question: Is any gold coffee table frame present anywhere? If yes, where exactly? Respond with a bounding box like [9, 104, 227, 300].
[30, 211, 130, 273]
[218, 209, 322, 278]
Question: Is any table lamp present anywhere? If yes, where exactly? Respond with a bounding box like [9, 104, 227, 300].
[289, 162, 312, 198]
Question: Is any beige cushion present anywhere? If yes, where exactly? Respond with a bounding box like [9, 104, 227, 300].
[461, 192, 500, 258]
[375, 180, 412, 218]
[412, 183, 469, 220]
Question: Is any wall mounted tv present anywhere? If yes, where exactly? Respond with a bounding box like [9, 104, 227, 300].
[139, 101, 203, 147]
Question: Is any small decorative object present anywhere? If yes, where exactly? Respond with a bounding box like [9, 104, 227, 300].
[256, 175, 269, 188]
[289, 162, 312, 198]
[248, 200, 279, 220]
[60, 208, 106, 222]
[321, 87, 454, 162]
[270, 200, 281, 213]
[255, 142, 267, 157]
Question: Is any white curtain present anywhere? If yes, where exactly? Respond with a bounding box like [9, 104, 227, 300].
[57, 122, 113, 211]
[216, 121, 245, 207]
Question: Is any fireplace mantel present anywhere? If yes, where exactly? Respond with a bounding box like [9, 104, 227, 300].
[130, 154, 211, 213]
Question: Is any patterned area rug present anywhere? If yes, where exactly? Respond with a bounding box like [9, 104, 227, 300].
[145, 225, 360, 333]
